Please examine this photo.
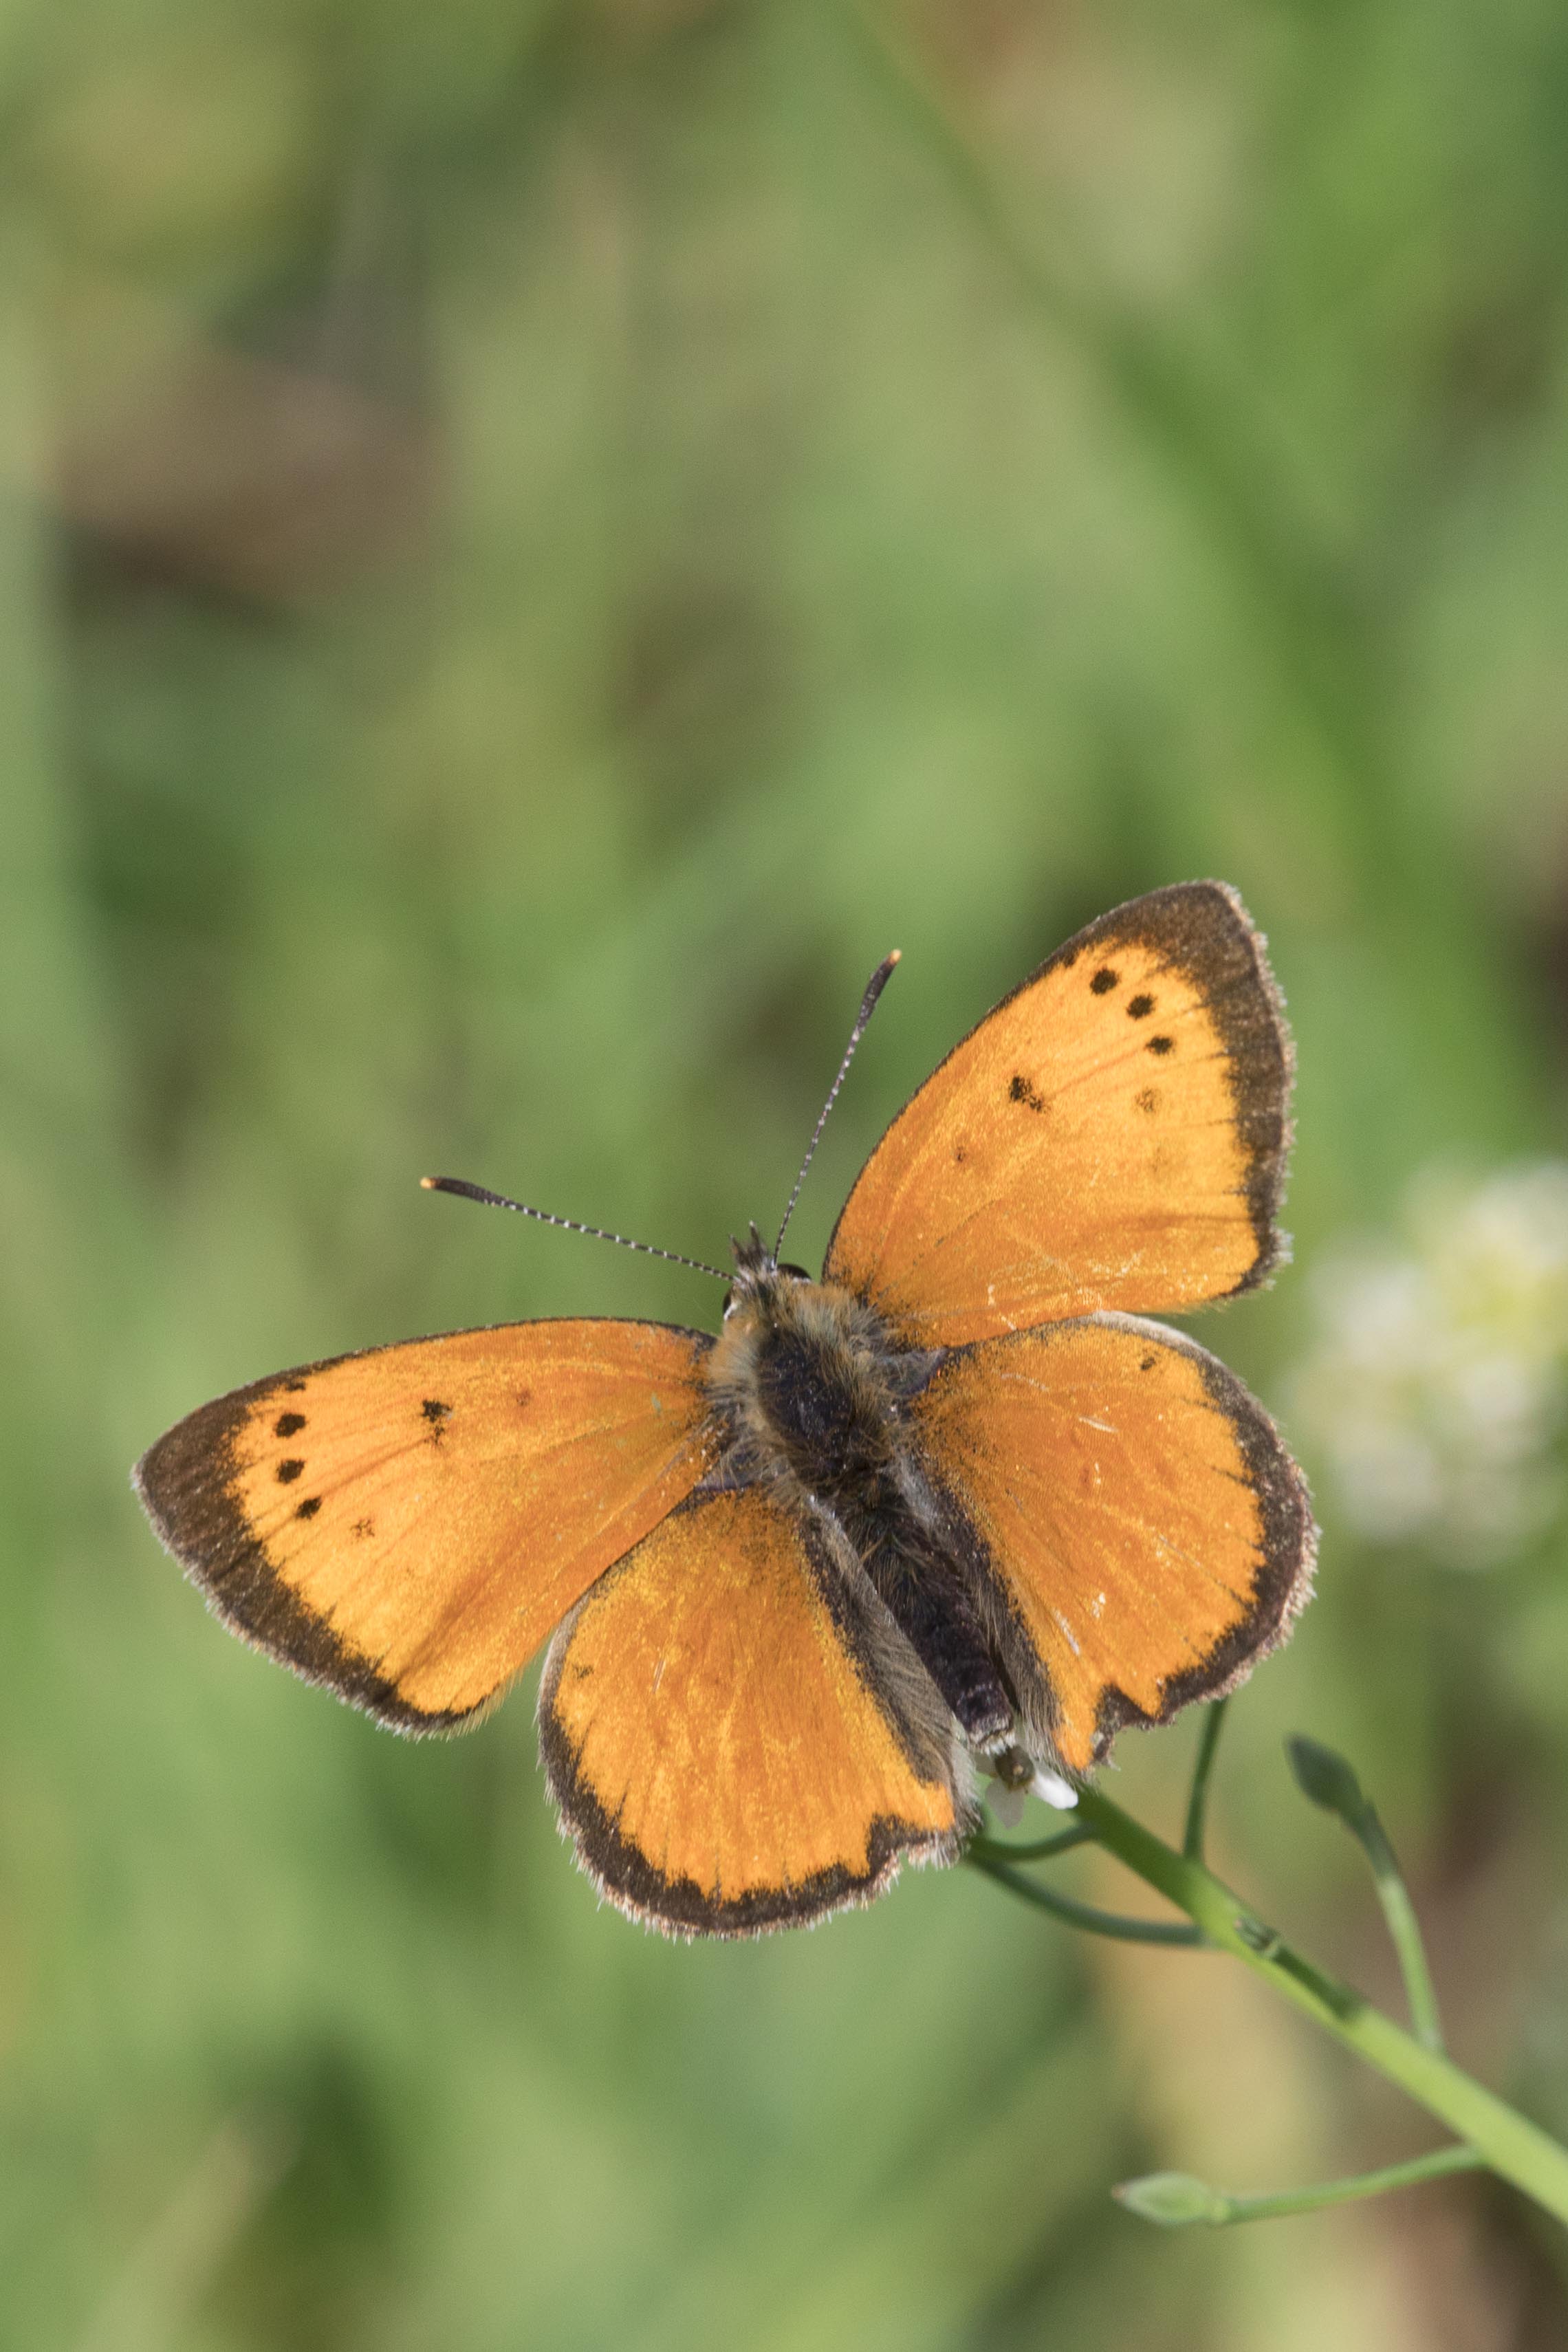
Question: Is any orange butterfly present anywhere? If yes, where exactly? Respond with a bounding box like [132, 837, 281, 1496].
[135, 882, 1314, 1937]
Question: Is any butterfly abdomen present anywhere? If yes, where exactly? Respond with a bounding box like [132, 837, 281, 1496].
[705, 1274, 1016, 1750]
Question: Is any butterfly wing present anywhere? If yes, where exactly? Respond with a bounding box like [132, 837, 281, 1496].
[538, 1483, 969, 1935]
[909, 1313, 1314, 1774]
[135, 1318, 717, 1732]
[824, 882, 1292, 1344]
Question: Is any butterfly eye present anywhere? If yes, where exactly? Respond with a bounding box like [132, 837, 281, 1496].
[776, 1263, 812, 1284]
[721, 1287, 740, 1321]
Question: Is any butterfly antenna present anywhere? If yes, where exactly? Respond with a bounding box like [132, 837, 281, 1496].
[774, 950, 901, 1258]
[421, 1177, 732, 1283]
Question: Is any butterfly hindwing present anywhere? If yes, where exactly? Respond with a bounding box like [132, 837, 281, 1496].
[825, 881, 1292, 1344]
[910, 1312, 1314, 1774]
[538, 1483, 970, 1936]
[135, 1319, 717, 1732]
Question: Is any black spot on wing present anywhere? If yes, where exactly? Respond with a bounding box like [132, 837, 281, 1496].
[823, 879, 1294, 1306]
[1126, 993, 1155, 1019]
[276, 1458, 305, 1484]
[1008, 1072, 1047, 1113]
[1146, 1035, 1175, 1056]
[1089, 967, 1119, 994]
[274, 1412, 305, 1438]
[295, 1496, 321, 1521]
[1040, 886, 1293, 1289]
[132, 1370, 483, 1736]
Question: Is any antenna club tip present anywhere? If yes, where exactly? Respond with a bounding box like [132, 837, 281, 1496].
[886, 948, 902, 966]
[420, 1176, 438, 1190]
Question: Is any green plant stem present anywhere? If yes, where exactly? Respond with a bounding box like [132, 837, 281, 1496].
[1286, 1739, 1446, 2052]
[1354, 1808, 1445, 2053]
[1066, 1785, 1568, 2225]
[1183, 1699, 1229, 1860]
[972, 1821, 1095, 1864]
[967, 1847, 1204, 1946]
[1117, 2143, 1483, 2228]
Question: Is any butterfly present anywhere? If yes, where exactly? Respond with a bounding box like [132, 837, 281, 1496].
[135, 881, 1314, 1938]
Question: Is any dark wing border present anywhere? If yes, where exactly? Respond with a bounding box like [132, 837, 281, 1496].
[915, 1311, 1316, 1772]
[133, 1316, 714, 1739]
[537, 1488, 972, 1939]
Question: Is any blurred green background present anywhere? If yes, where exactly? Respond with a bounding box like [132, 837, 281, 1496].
[8, 0, 1568, 2343]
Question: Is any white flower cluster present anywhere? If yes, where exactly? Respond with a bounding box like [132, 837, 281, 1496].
[1290, 1164, 1568, 1566]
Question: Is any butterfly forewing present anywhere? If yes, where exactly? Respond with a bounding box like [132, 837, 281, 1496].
[911, 1314, 1314, 1774]
[539, 1484, 968, 1935]
[825, 882, 1292, 1344]
[135, 1319, 717, 1731]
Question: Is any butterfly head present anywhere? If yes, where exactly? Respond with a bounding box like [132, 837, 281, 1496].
[723, 1223, 811, 1322]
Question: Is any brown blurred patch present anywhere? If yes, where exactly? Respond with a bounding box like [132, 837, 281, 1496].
[1375, 2173, 1568, 2352]
[580, 0, 735, 58]
[894, 0, 1057, 93]
[44, 276, 439, 605]
[58, 347, 437, 604]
